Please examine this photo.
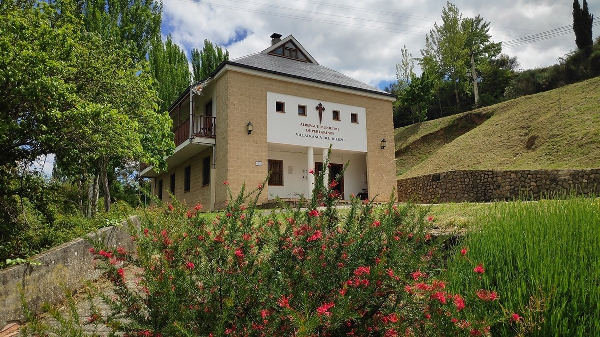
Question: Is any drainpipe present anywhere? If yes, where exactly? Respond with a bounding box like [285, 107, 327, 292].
[210, 145, 216, 211]
[189, 86, 193, 140]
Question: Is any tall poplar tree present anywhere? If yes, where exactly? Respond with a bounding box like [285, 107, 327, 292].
[191, 39, 229, 82]
[573, 0, 594, 51]
[149, 35, 191, 113]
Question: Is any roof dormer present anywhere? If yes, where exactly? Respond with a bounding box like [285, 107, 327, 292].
[263, 34, 318, 64]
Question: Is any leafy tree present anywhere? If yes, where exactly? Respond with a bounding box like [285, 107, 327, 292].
[462, 15, 501, 107]
[396, 45, 415, 92]
[0, 0, 172, 216]
[420, 2, 468, 111]
[478, 54, 518, 105]
[573, 0, 594, 51]
[397, 74, 436, 124]
[53, 0, 162, 63]
[191, 39, 229, 82]
[149, 35, 191, 113]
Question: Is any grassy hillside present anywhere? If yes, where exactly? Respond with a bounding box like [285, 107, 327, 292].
[396, 77, 600, 178]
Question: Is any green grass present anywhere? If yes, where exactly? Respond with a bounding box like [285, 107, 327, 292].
[396, 77, 600, 178]
[444, 197, 600, 336]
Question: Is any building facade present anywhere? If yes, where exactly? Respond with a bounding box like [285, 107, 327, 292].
[141, 34, 396, 210]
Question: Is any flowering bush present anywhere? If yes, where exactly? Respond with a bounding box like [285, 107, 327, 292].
[88, 155, 516, 336]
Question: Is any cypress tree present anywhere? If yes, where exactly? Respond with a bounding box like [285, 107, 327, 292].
[573, 0, 594, 50]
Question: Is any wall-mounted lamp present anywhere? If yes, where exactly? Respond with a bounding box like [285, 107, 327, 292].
[247, 122, 253, 135]
[380, 138, 387, 149]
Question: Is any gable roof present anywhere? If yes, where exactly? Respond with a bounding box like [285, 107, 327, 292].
[169, 34, 394, 111]
[217, 34, 394, 98]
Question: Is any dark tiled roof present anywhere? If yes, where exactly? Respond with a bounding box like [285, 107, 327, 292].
[226, 52, 393, 98]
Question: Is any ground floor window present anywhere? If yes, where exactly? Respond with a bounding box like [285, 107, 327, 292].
[170, 173, 175, 194]
[202, 156, 210, 186]
[184, 166, 191, 192]
[268, 159, 283, 186]
[158, 180, 163, 200]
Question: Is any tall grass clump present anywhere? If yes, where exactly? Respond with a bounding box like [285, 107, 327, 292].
[445, 196, 600, 336]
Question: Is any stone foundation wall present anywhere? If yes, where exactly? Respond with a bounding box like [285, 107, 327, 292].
[397, 169, 600, 203]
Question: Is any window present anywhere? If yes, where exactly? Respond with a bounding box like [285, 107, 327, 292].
[276, 101, 285, 113]
[170, 173, 175, 194]
[268, 159, 283, 186]
[332, 110, 340, 121]
[202, 156, 211, 186]
[298, 105, 306, 116]
[184, 166, 191, 192]
[158, 180, 163, 200]
[351, 113, 358, 124]
[268, 41, 310, 62]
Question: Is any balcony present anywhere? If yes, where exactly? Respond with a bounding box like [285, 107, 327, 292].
[174, 115, 216, 146]
[140, 115, 216, 177]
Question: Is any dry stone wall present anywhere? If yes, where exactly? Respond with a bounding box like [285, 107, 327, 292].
[397, 169, 600, 203]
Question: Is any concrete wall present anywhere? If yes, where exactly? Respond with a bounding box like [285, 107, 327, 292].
[397, 169, 600, 203]
[0, 217, 139, 327]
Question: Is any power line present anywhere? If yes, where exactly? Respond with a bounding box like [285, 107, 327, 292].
[502, 20, 600, 48]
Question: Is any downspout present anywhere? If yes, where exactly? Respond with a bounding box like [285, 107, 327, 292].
[210, 145, 216, 211]
[189, 86, 193, 140]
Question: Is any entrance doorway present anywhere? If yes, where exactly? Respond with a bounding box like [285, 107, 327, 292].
[315, 162, 344, 199]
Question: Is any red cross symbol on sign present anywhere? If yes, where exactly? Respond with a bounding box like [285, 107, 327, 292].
[316, 103, 325, 125]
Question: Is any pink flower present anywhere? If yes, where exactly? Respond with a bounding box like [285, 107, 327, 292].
[511, 313, 522, 322]
[223, 180, 229, 185]
[278, 294, 292, 308]
[308, 209, 319, 217]
[308, 169, 314, 174]
[185, 261, 195, 269]
[329, 180, 338, 188]
[167, 204, 174, 211]
[427, 215, 434, 222]
[460, 247, 468, 256]
[117, 268, 124, 279]
[354, 266, 371, 276]
[194, 203, 203, 211]
[257, 183, 263, 190]
[261, 309, 269, 319]
[453, 294, 465, 311]
[474, 264, 485, 274]
[316, 302, 335, 316]
[307, 230, 323, 242]
[431, 291, 447, 304]
[372, 220, 381, 227]
[235, 248, 245, 259]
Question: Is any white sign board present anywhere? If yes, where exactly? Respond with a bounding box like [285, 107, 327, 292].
[267, 92, 367, 152]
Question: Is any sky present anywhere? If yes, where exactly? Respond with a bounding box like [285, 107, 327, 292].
[161, 0, 599, 90]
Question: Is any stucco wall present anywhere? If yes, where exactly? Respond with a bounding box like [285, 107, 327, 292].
[397, 169, 600, 203]
[0, 217, 139, 327]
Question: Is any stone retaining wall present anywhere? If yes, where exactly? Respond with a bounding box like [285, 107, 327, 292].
[0, 217, 139, 328]
[397, 169, 600, 203]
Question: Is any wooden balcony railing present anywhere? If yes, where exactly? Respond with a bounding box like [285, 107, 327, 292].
[174, 116, 216, 147]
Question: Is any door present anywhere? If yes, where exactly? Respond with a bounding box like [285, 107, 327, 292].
[315, 162, 344, 199]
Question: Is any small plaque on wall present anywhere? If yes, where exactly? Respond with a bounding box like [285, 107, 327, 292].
[255, 161, 263, 166]
[288, 166, 293, 174]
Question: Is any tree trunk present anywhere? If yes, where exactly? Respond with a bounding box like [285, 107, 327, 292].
[100, 157, 111, 213]
[471, 52, 479, 107]
[90, 174, 99, 217]
[454, 81, 460, 111]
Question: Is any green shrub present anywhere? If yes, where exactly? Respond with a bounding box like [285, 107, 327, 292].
[85, 154, 516, 336]
[445, 197, 600, 336]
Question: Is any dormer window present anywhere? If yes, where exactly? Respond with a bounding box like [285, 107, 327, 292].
[269, 41, 309, 62]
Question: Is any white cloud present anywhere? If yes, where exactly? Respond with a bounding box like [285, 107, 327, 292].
[162, 0, 600, 88]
